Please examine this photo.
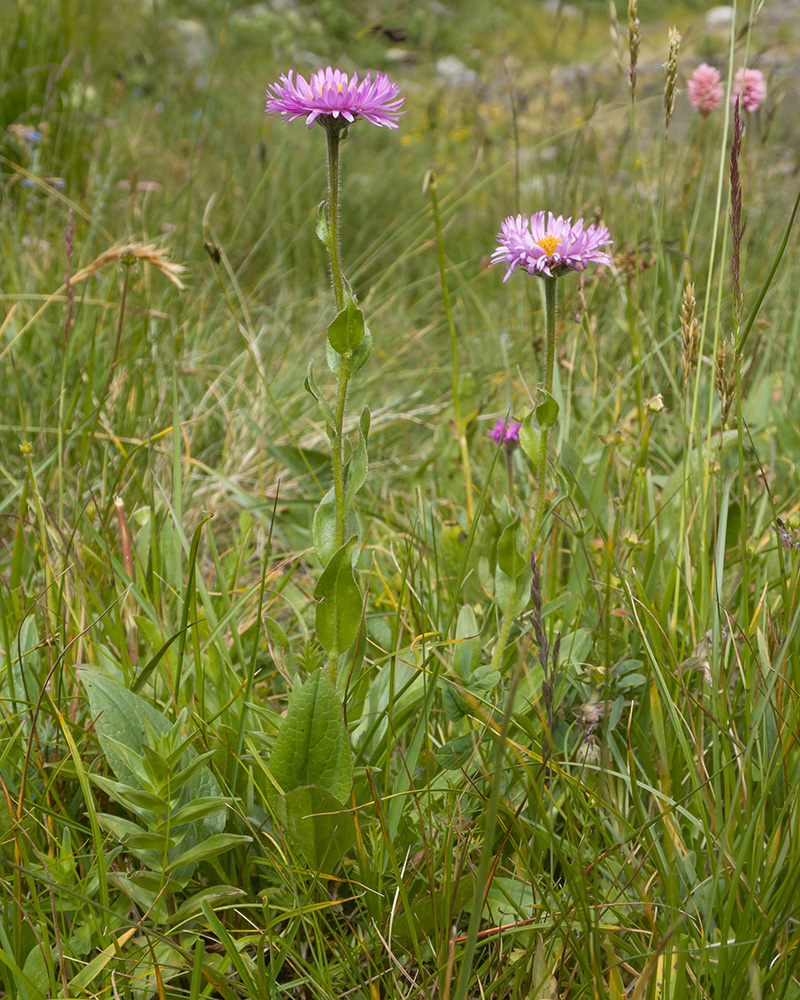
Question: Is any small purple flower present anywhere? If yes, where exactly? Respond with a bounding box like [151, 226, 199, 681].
[265, 66, 405, 130]
[688, 63, 723, 117]
[732, 68, 766, 113]
[490, 212, 612, 282]
[488, 418, 521, 446]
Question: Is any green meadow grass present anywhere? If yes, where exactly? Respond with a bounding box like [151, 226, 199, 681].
[1, 1, 800, 998]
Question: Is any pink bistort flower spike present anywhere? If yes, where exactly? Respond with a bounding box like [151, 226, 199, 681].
[688, 63, 723, 117]
[265, 66, 405, 130]
[732, 68, 766, 112]
[488, 418, 521, 446]
[490, 212, 612, 282]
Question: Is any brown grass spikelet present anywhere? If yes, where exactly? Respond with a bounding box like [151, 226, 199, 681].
[628, 0, 641, 94]
[681, 282, 700, 385]
[664, 26, 681, 136]
[715, 339, 738, 425]
[70, 242, 186, 290]
[613, 248, 657, 282]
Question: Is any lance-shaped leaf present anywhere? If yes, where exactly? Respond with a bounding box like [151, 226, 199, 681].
[343, 406, 371, 511]
[497, 513, 527, 579]
[314, 536, 362, 653]
[518, 411, 543, 466]
[316, 200, 331, 249]
[279, 785, 355, 871]
[304, 362, 335, 440]
[312, 487, 360, 568]
[269, 669, 353, 800]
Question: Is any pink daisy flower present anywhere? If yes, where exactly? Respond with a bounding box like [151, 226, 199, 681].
[488, 418, 521, 445]
[490, 212, 612, 282]
[688, 63, 723, 117]
[732, 68, 766, 112]
[265, 66, 404, 130]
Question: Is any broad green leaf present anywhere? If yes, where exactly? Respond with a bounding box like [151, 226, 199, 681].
[165, 833, 252, 871]
[79, 669, 171, 786]
[518, 411, 543, 466]
[126, 831, 179, 851]
[454, 605, 481, 681]
[497, 514, 526, 579]
[327, 326, 373, 377]
[436, 732, 482, 770]
[90, 774, 168, 814]
[536, 389, 559, 429]
[168, 796, 233, 828]
[470, 664, 500, 693]
[79, 669, 227, 837]
[21, 942, 49, 1000]
[169, 885, 247, 925]
[314, 537, 363, 654]
[441, 680, 468, 722]
[269, 669, 353, 800]
[327, 297, 365, 353]
[495, 564, 531, 622]
[279, 784, 355, 871]
[312, 488, 360, 567]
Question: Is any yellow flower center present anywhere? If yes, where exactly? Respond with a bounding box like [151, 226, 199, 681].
[536, 233, 560, 256]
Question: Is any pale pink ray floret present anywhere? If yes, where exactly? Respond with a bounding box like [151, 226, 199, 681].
[266, 66, 405, 130]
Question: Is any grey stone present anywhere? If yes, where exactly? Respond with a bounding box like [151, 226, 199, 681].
[435, 55, 478, 89]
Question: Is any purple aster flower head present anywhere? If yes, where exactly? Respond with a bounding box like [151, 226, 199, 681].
[732, 68, 766, 113]
[490, 212, 613, 282]
[488, 418, 521, 446]
[265, 66, 404, 131]
[688, 63, 723, 117]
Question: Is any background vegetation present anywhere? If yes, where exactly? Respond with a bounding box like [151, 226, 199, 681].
[1, 0, 799, 997]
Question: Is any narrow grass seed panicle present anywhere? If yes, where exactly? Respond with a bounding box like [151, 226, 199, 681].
[490, 212, 612, 282]
[265, 66, 404, 130]
[664, 26, 681, 135]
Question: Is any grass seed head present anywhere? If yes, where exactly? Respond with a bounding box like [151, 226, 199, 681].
[664, 26, 681, 136]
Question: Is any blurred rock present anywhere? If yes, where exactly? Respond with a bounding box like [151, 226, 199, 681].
[543, 0, 581, 17]
[169, 18, 212, 68]
[385, 48, 417, 64]
[705, 6, 734, 31]
[435, 55, 478, 89]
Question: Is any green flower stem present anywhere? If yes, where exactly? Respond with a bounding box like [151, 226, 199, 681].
[490, 277, 557, 666]
[428, 171, 475, 523]
[461, 277, 558, 1000]
[333, 349, 352, 549]
[325, 125, 345, 312]
[324, 123, 352, 551]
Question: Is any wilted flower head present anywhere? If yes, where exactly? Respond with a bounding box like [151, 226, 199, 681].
[732, 68, 766, 112]
[265, 66, 404, 130]
[490, 212, 612, 282]
[688, 63, 723, 117]
[488, 418, 521, 446]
